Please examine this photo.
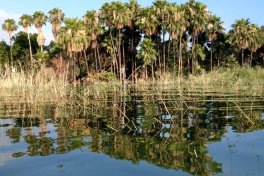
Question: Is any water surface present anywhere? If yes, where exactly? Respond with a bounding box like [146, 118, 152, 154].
[0, 89, 264, 176]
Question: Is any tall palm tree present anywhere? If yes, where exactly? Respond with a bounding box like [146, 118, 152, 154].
[185, 0, 210, 74]
[136, 7, 158, 37]
[137, 38, 157, 81]
[58, 18, 89, 84]
[100, 2, 129, 81]
[48, 8, 64, 43]
[229, 18, 250, 66]
[167, 4, 187, 75]
[247, 24, 262, 66]
[83, 10, 103, 72]
[19, 14, 34, 66]
[152, 0, 170, 74]
[206, 15, 225, 70]
[33, 11, 47, 53]
[125, 0, 140, 82]
[2, 19, 18, 66]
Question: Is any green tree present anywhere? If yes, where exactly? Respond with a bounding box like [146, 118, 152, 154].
[58, 18, 89, 83]
[83, 10, 103, 72]
[247, 24, 262, 66]
[167, 4, 187, 75]
[12, 32, 38, 65]
[100, 1, 130, 81]
[2, 19, 18, 66]
[137, 38, 157, 81]
[0, 41, 10, 66]
[206, 15, 225, 70]
[185, 0, 210, 74]
[229, 18, 251, 66]
[152, 0, 171, 74]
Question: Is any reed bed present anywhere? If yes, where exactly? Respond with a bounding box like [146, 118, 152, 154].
[0, 66, 263, 107]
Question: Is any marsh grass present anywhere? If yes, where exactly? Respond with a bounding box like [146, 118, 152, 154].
[135, 66, 264, 96]
[0, 65, 263, 108]
[0, 65, 70, 104]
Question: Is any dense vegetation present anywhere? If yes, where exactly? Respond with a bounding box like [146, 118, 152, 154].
[1, 0, 264, 84]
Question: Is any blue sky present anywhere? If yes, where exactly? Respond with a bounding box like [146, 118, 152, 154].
[1, 0, 264, 43]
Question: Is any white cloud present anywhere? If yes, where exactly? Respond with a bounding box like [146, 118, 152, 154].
[0, 9, 20, 21]
[0, 9, 21, 42]
[0, 153, 13, 166]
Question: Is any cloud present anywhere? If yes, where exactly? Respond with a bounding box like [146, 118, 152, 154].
[0, 153, 13, 166]
[0, 9, 20, 21]
[0, 9, 21, 42]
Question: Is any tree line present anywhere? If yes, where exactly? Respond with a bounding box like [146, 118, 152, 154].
[1, 0, 264, 82]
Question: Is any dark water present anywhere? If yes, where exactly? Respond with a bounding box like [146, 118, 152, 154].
[0, 90, 264, 176]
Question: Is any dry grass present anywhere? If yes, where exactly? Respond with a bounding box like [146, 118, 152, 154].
[0, 65, 263, 107]
[0, 65, 70, 104]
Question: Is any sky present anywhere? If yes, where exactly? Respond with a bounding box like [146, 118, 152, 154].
[0, 0, 264, 44]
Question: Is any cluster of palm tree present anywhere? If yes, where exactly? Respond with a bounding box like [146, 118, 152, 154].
[1, 0, 264, 82]
[229, 18, 263, 66]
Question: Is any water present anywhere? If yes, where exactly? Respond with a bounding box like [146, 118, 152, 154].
[0, 90, 264, 176]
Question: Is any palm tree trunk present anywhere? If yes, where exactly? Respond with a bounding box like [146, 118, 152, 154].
[94, 49, 98, 71]
[179, 37, 183, 76]
[145, 64, 148, 80]
[9, 36, 13, 67]
[241, 49, 244, 66]
[210, 48, 213, 71]
[167, 35, 171, 71]
[173, 40, 176, 75]
[73, 52, 76, 87]
[250, 51, 253, 67]
[77, 56, 82, 85]
[158, 45, 162, 76]
[131, 28, 135, 83]
[122, 40, 126, 80]
[96, 46, 101, 71]
[192, 34, 196, 74]
[118, 30, 122, 82]
[84, 50, 89, 75]
[151, 63, 154, 82]
[163, 31, 166, 74]
[27, 32, 33, 67]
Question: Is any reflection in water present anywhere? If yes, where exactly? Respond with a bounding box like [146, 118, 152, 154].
[0, 90, 264, 176]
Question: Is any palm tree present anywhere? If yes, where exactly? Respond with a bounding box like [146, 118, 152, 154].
[125, 0, 140, 82]
[152, 0, 171, 74]
[206, 15, 225, 70]
[33, 11, 47, 53]
[247, 24, 261, 66]
[58, 18, 89, 84]
[19, 14, 34, 66]
[229, 18, 250, 66]
[185, 0, 210, 74]
[100, 2, 129, 81]
[48, 8, 64, 43]
[136, 6, 159, 76]
[2, 19, 18, 66]
[83, 10, 103, 72]
[167, 4, 187, 75]
[136, 7, 158, 37]
[137, 38, 157, 81]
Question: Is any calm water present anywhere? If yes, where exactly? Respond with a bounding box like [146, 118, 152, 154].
[0, 89, 264, 176]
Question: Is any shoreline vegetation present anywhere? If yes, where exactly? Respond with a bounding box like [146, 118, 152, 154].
[0, 65, 263, 104]
[0, 0, 264, 105]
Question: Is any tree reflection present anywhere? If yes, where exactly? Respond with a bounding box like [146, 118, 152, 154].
[1, 92, 264, 176]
